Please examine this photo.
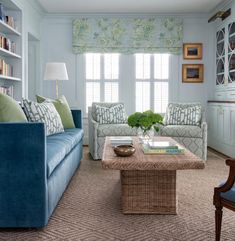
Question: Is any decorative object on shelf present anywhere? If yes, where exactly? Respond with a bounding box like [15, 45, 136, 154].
[182, 64, 204, 83]
[44, 62, 69, 98]
[113, 145, 136, 157]
[208, 8, 231, 23]
[127, 110, 163, 142]
[0, 85, 13, 97]
[183, 43, 202, 60]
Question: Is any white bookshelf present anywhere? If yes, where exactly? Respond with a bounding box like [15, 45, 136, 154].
[0, 0, 22, 101]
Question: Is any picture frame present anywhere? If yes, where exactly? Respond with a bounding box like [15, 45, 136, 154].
[182, 64, 204, 83]
[183, 43, 203, 59]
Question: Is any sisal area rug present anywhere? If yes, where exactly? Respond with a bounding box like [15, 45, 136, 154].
[0, 148, 235, 241]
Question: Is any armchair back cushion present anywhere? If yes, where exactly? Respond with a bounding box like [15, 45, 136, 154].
[164, 103, 202, 126]
[92, 102, 127, 124]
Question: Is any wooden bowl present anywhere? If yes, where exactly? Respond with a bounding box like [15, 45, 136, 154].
[114, 145, 136, 157]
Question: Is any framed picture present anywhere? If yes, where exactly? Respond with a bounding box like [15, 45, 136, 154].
[183, 43, 203, 59]
[182, 64, 204, 83]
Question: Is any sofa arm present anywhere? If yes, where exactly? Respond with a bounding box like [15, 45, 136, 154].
[71, 109, 82, 129]
[0, 123, 48, 227]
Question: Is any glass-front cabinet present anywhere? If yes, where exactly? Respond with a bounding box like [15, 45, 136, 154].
[215, 21, 235, 100]
[216, 28, 225, 85]
[228, 23, 235, 83]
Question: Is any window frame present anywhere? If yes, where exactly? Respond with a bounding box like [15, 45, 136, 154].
[135, 53, 170, 114]
[85, 53, 120, 113]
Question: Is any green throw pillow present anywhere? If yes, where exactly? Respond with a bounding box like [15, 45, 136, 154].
[0, 93, 27, 122]
[36, 95, 75, 129]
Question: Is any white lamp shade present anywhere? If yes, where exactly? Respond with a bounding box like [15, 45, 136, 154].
[44, 62, 69, 81]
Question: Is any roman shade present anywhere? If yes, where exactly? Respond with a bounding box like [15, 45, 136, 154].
[72, 17, 183, 54]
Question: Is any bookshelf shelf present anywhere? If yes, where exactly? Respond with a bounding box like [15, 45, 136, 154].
[0, 47, 21, 58]
[0, 20, 21, 36]
[0, 75, 21, 81]
[0, 0, 22, 100]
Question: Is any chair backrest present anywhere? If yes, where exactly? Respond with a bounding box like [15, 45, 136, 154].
[164, 102, 204, 126]
[90, 102, 125, 121]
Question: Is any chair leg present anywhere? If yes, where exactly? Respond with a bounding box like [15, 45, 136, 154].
[215, 206, 223, 241]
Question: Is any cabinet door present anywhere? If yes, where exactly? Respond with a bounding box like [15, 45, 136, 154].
[222, 107, 231, 145]
[208, 106, 218, 140]
[230, 108, 235, 146]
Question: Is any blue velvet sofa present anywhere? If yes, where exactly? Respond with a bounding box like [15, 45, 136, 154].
[0, 109, 84, 228]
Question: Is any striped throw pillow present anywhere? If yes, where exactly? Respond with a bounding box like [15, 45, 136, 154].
[23, 99, 64, 136]
[95, 104, 127, 124]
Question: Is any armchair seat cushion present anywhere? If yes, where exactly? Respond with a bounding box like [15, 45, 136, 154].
[47, 128, 84, 177]
[97, 124, 137, 137]
[161, 125, 203, 138]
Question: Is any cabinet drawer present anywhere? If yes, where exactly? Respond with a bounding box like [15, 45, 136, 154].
[227, 91, 235, 100]
[215, 91, 226, 100]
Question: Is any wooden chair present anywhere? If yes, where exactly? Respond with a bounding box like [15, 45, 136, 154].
[214, 158, 235, 241]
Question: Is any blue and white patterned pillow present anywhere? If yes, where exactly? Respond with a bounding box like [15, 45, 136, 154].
[164, 103, 202, 126]
[23, 99, 64, 136]
[95, 104, 127, 124]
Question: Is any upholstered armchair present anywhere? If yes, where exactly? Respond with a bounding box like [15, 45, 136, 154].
[88, 102, 137, 160]
[160, 103, 207, 160]
[214, 158, 235, 241]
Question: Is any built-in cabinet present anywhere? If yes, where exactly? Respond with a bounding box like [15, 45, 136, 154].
[208, 102, 235, 157]
[208, 16, 235, 157]
[0, 0, 22, 101]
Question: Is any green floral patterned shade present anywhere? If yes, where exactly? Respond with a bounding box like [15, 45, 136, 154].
[72, 17, 183, 55]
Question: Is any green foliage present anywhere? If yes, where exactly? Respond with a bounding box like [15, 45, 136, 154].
[127, 110, 163, 133]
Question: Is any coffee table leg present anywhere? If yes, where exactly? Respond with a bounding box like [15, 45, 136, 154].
[121, 170, 177, 214]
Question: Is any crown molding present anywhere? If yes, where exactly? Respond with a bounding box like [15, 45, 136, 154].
[43, 12, 209, 19]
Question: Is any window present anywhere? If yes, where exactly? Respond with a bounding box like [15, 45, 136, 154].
[85, 53, 119, 112]
[135, 53, 169, 113]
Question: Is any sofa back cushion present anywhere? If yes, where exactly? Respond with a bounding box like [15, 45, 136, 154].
[0, 93, 27, 122]
[92, 102, 127, 124]
[164, 103, 202, 126]
[23, 99, 64, 136]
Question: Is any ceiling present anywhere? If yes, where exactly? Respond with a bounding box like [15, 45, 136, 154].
[37, 0, 224, 14]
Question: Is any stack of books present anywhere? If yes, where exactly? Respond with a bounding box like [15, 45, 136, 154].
[142, 141, 185, 155]
[110, 137, 133, 147]
[0, 59, 13, 77]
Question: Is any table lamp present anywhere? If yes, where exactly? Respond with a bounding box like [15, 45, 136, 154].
[44, 62, 69, 98]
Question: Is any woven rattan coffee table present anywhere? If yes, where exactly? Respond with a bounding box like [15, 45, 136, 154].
[102, 136, 205, 214]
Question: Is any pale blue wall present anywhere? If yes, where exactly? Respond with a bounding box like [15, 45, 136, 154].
[40, 14, 214, 112]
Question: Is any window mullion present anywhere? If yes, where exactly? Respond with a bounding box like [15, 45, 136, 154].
[150, 54, 154, 111]
[100, 54, 105, 102]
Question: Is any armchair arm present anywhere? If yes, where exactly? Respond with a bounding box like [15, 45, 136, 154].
[71, 109, 82, 129]
[214, 158, 235, 206]
[88, 108, 99, 159]
[0, 123, 48, 227]
[201, 121, 207, 161]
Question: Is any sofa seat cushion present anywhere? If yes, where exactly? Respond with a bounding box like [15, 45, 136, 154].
[46, 128, 84, 177]
[97, 124, 137, 137]
[160, 125, 202, 138]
